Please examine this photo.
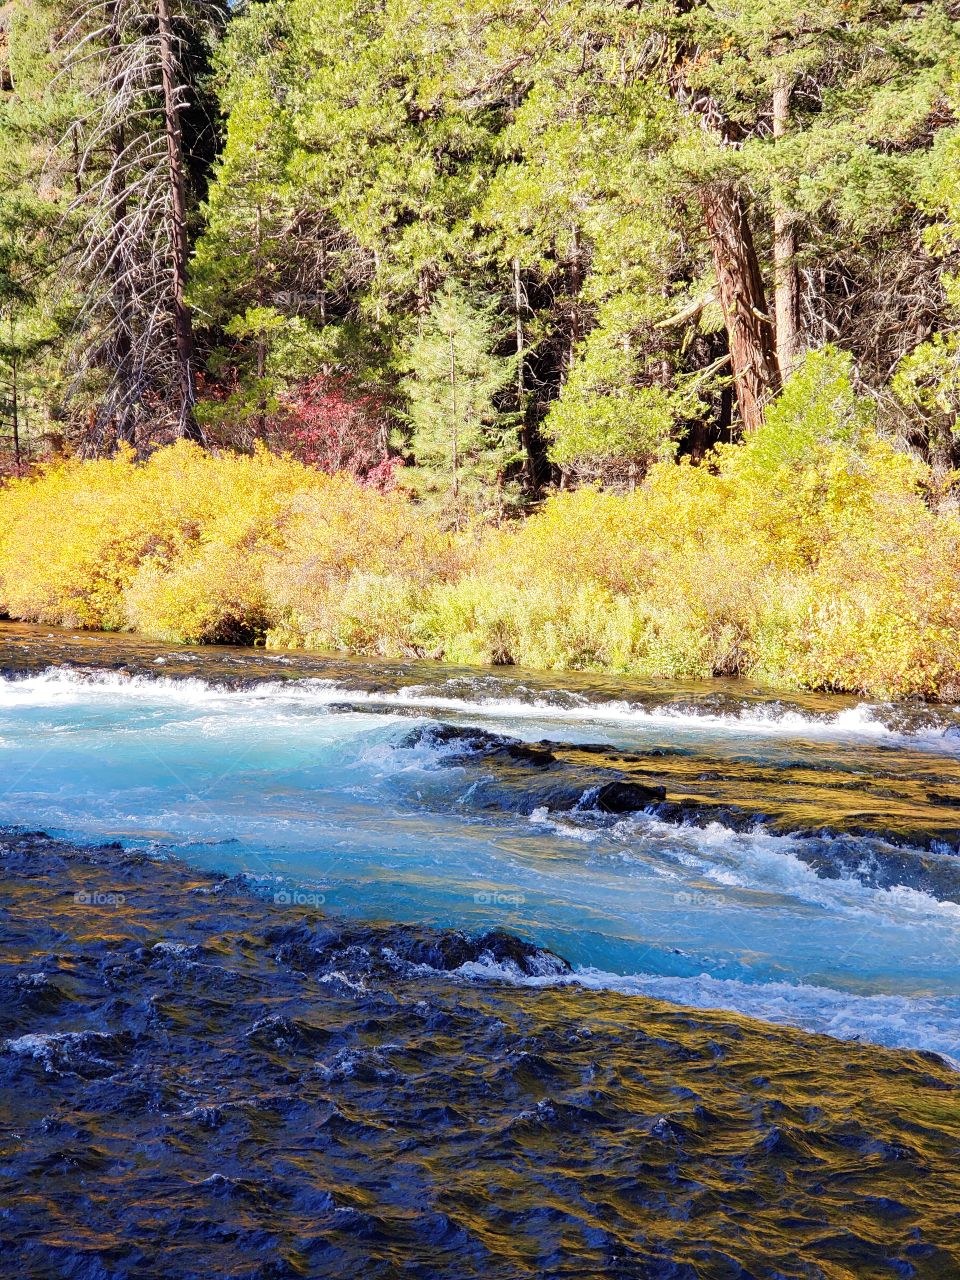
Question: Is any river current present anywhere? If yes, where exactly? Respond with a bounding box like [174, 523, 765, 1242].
[4, 624, 960, 1278]
[0, 623, 958, 1061]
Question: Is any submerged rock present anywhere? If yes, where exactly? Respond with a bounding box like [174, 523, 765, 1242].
[594, 779, 666, 812]
[264, 917, 570, 982]
[0, 830, 958, 1279]
[399, 721, 960, 901]
[402, 721, 667, 816]
[401, 721, 559, 767]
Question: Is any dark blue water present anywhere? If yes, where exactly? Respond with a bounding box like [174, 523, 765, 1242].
[2, 832, 960, 1280]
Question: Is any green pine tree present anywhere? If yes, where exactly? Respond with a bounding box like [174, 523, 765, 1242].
[397, 282, 519, 522]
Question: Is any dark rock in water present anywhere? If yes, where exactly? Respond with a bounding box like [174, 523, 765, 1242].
[401, 722, 501, 753]
[413, 926, 570, 976]
[404, 721, 668, 818]
[507, 741, 557, 767]
[401, 721, 558, 766]
[401, 723, 960, 901]
[264, 918, 570, 982]
[0, 831, 959, 1279]
[651, 798, 760, 833]
[594, 779, 666, 812]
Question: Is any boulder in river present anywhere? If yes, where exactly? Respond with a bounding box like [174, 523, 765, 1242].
[594, 779, 667, 812]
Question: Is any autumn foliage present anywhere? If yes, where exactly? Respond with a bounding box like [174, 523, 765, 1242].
[267, 376, 397, 487]
[1, 352, 959, 701]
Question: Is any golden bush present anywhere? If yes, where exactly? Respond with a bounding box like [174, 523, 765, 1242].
[1, 402, 959, 699]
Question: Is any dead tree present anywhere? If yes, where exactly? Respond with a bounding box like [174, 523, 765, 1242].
[57, 0, 221, 450]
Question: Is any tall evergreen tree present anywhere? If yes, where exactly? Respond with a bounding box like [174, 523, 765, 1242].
[398, 282, 519, 520]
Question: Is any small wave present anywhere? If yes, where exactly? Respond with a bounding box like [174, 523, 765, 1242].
[543, 807, 960, 918]
[448, 959, 960, 1065]
[2, 1029, 128, 1075]
[529, 806, 603, 843]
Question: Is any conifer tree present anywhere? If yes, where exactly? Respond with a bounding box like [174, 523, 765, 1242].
[398, 282, 519, 521]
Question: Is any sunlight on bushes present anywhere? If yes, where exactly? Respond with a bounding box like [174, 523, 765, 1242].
[1, 354, 959, 700]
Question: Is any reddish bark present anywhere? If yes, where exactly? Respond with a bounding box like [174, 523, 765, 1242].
[701, 181, 781, 433]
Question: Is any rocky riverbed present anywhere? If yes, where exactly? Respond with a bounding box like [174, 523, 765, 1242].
[2, 830, 959, 1279]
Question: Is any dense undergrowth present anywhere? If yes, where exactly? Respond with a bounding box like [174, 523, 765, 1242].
[1, 355, 958, 702]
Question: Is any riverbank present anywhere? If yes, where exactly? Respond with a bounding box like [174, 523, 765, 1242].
[1, 417, 959, 701]
[2, 828, 959, 1279]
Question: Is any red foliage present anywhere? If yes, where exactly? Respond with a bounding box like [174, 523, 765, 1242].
[0, 444, 41, 479]
[270, 376, 397, 488]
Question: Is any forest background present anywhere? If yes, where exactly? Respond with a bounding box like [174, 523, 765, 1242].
[1, 0, 960, 700]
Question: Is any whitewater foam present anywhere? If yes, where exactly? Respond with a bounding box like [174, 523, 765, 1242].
[522, 802, 960, 923]
[3, 663, 960, 1064]
[1, 667, 957, 752]
[449, 959, 960, 1065]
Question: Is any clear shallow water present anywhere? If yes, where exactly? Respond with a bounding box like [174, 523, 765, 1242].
[1, 625, 960, 1061]
[5, 833, 960, 1280]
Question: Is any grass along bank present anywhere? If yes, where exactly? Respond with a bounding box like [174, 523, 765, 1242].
[2, 354, 959, 702]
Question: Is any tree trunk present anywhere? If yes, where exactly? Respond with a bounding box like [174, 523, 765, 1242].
[157, 0, 201, 442]
[513, 257, 534, 492]
[701, 181, 780, 433]
[108, 6, 135, 448]
[71, 122, 82, 198]
[772, 76, 801, 379]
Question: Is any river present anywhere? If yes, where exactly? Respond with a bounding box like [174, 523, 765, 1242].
[4, 623, 960, 1278]
[1, 622, 958, 1061]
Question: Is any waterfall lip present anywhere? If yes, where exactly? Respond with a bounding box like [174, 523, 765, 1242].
[4, 662, 960, 790]
[4, 660, 956, 745]
[1, 617, 959, 746]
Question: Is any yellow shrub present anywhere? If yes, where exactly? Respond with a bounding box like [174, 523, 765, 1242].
[0, 448, 200, 629]
[1, 423, 958, 700]
[262, 480, 462, 646]
[270, 571, 430, 658]
[126, 545, 271, 645]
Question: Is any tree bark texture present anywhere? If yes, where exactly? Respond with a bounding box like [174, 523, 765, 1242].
[700, 181, 780, 433]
